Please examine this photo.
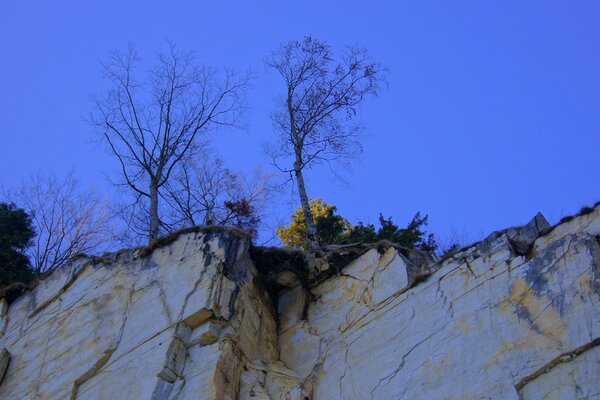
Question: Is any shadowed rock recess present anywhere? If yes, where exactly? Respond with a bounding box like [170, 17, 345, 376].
[1, 206, 599, 399]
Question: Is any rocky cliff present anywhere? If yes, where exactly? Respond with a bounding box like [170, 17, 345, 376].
[0, 205, 599, 399]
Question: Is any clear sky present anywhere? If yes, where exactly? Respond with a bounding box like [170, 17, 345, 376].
[1, 1, 599, 245]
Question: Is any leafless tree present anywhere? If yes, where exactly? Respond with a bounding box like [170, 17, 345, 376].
[265, 36, 385, 252]
[161, 144, 277, 238]
[111, 142, 276, 244]
[162, 145, 238, 227]
[5, 173, 114, 274]
[91, 42, 249, 243]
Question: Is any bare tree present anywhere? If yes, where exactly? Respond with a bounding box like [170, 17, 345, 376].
[91, 42, 249, 243]
[161, 143, 276, 238]
[265, 36, 385, 252]
[162, 144, 239, 227]
[5, 173, 114, 274]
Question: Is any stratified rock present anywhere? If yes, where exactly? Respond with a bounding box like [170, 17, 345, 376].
[0, 206, 599, 399]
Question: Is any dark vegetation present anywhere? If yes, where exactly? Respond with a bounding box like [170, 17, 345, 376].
[343, 213, 437, 252]
[277, 199, 438, 252]
[252, 238, 437, 304]
[0, 203, 36, 288]
[0, 282, 30, 305]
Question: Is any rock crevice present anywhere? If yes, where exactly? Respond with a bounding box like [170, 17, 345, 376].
[0, 205, 599, 399]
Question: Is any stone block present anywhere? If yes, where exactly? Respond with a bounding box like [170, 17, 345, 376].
[157, 338, 187, 383]
[182, 308, 213, 329]
[174, 323, 192, 342]
[188, 321, 222, 346]
[151, 379, 174, 400]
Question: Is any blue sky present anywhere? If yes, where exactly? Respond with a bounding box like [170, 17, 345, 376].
[1, 1, 599, 244]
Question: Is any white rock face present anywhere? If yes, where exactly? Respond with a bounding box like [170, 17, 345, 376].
[1, 206, 599, 399]
[278, 206, 600, 399]
[0, 229, 295, 400]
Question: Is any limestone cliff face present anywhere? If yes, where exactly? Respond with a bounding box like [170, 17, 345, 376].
[0, 229, 293, 399]
[1, 206, 599, 399]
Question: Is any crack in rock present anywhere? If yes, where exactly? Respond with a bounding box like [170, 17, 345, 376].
[515, 337, 600, 393]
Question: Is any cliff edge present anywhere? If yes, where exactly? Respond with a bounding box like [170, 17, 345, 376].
[0, 205, 599, 399]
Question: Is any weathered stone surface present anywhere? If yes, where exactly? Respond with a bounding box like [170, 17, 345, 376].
[187, 320, 222, 346]
[279, 320, 322, 379]
[0, 205, 599, 399]
[0, 348, 9, 385]
[157, 337, 187, 383]
[276, 205, 600, 399]
[476, 212, 551, 257]
[0, 229, 282, 399]
[518, 344, 600, 399]
[278, 285, 306, 333]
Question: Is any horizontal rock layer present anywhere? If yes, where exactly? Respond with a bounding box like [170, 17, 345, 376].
[0, 206, 599, 399]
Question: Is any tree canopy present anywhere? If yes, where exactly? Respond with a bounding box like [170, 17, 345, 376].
[277, 199, 437, 252]
[277, 199, 349, 250]
[0, 203, 36, 288]
[344, 212, 438, 252]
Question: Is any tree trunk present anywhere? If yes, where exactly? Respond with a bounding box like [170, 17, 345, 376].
[294, 161, 320, 252]
[149, 184, 160, 243]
